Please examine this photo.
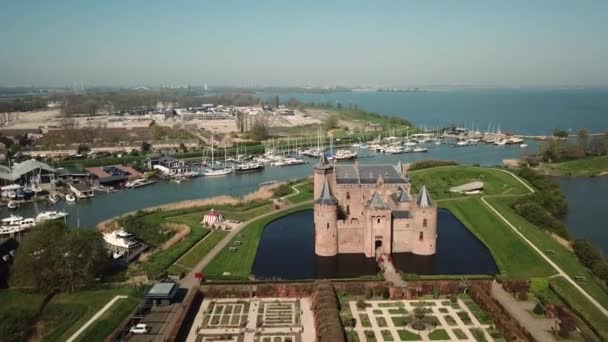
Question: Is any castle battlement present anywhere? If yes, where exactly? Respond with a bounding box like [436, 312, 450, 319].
[314, 157, 438, 258]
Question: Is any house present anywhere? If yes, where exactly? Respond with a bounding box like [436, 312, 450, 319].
[145, 155, 188, 176]
[0, 159, 56, 186]
[202, 209, 223, 226]
[86, 165, 144, 186]
[69, 182, 94, 198]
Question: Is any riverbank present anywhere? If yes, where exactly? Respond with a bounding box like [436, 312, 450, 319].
[541, 155, 608, 177]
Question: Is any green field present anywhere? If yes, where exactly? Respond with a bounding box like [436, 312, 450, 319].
[547, 155, 608, 176]
[285, 180, 314, 204]
[485, 197, 608, 308]
[204, 203, 313, 280]
[408, 166, 530, 200]
[0, 287, 141, 342]
[442, 198, 554, 278]
[169, 230, 228, 274]
[130, 200, 274, 277]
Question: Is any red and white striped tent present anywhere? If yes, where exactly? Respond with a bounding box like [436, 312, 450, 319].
[202, 209, 223, 226]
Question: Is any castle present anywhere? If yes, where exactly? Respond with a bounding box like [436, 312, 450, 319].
[313, 156, 438, 258]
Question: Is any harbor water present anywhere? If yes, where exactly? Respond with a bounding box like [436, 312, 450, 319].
[1, 142, 536, 229]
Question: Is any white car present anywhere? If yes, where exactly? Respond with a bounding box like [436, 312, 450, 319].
[130, 323, 150, 334]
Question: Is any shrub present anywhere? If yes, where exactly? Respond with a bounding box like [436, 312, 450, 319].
[365, 287, 373, 299]
[408, 160, 459, 171]
[381, 287, 390, 299]
[513, 200, 569, 238]
[356, 300, 367, 310]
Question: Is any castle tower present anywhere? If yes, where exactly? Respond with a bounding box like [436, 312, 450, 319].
[410, 185, 438, 256]
[314, 176, 339, 256]
[313, 154, 333, 199]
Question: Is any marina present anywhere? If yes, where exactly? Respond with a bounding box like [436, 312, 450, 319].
[1, 140, 537, 230]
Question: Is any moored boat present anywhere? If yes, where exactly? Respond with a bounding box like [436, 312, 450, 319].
[35, 211, 69, 223]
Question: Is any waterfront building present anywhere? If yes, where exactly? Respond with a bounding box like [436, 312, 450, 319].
[0, 159, 56, 186]
[202, 209, 223, 226]
[313, 156, 437, 258]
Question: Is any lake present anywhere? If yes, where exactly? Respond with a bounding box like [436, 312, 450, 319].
[251, 209, 498, 280]
[559, 176, 608, 254]
[259, 89, 608, 136]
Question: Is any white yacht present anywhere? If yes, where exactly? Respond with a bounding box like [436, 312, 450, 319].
[125, 179, 157, 188]
[234, 161, 264, 173]
[65, 194, 76, 203]
[48, 194, 59, 204]
[334, 149, 358, 160]
[385, 145, 405, 154]
[404, 141, 418, 147]
[103, 228, 139, 249]
[413, 146, 429, 153]
[455, 140, 469, 147]
[0, 215, 35, 234]
[203, 134, 233, 176]
[35, 211, 68, 223]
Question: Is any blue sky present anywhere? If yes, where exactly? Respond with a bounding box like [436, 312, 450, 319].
[1, 0, 607, 87]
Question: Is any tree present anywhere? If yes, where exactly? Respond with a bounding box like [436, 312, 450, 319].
[141, 141, 152, 153]
[577, 128, 590, 152]
[179, 143, 188, 153]
[323, 114, 339, 131]
[10, 221, 108, 293]
[250, 117, 269, 141]
[553, 128, 569, 138]
[77, 144, 90, 155]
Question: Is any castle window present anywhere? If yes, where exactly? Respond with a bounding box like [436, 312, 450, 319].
[377, 218, 381, 224]
[327, 223, 329, 229]
[423, 218, 428, 228]
[346, 205, 350, 216]
[419, 231, 424, 240]
[346, 192, 350, 200]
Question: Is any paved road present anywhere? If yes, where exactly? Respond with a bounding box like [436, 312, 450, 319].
[491, 281, 555, 342]
[484, 169, 608, 318]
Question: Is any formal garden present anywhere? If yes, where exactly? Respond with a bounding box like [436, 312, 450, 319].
[342, 296, 499, 342]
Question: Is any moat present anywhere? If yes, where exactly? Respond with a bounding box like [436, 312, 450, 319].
[251, 209, 498, 280]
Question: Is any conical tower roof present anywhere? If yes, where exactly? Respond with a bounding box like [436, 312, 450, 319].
[367, 191, 390, 210]
[315, 153, 332, 170]
[416, 185, 434, 208]
[393, 186, 412, 203]
[315, 176, 338, 205]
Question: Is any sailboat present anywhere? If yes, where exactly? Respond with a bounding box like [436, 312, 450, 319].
[203, 136, 233, 176]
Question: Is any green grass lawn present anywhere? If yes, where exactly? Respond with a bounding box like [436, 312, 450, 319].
[409, 166, 530, 200]
[442, 198, 554, 278]
[486, 197, 608, 309]
[0, 287, 142, 342]
[174, 230, 228, 270]
[286, 181, 314, 204]
[131, 200, 273, 277]
[204, 203, 313, 280]
[71, 294, 140, 342]
[551, 277, 608, 340]
[547, 155, 608, 176]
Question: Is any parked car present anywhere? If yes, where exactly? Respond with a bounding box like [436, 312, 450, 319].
[129, 323, 149, 334]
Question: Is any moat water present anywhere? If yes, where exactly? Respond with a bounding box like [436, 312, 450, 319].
[251, 209, 498, 280]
